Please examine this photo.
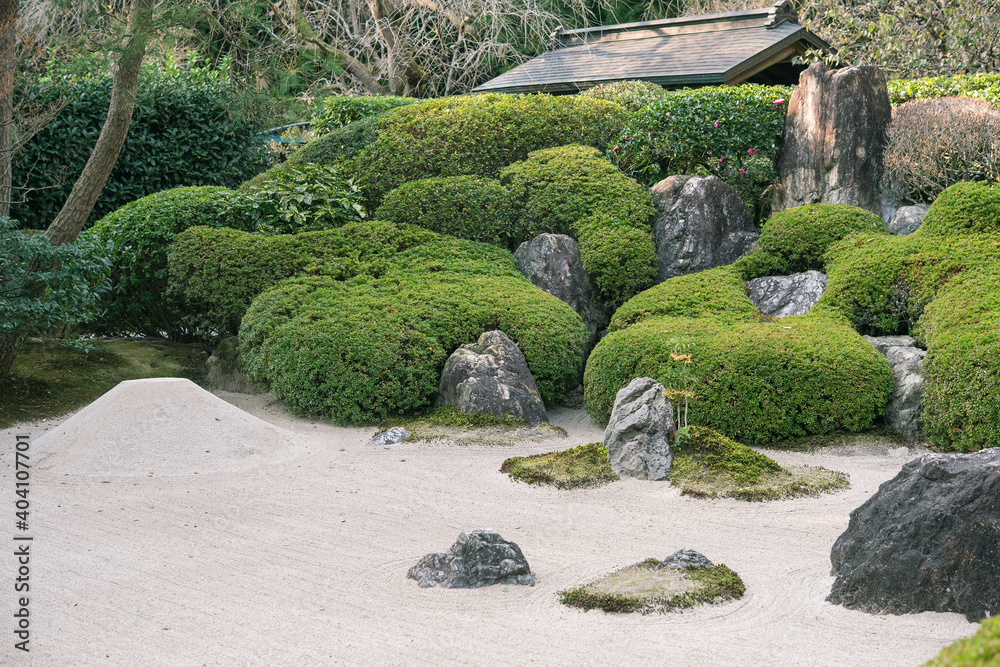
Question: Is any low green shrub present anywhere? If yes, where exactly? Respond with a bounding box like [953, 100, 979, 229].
[374, 176, 518, 248]
[924, 615, 1000, 666]
[884, 97, 1000, 204]
[918, 181, 1000, 236]
[578, 80, 667, 112]
[888, 72, 1000, 107]
[228, 163, 365, 235]
[740, 203, 888, 279]
[311, 94, 416, 134]
[576, 220, 658, 307]
[355, 93, 628, 207]
[85, 186, 243, 339]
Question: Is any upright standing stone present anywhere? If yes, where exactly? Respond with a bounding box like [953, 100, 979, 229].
[773, 63, 892, 217]
[604, 377, 675, 481]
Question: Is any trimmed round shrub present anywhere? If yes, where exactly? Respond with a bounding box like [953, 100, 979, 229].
[578, 80, 667, 112]
[374, 176, 518, 248]
[311, 94, 417, 134]
[355, 93, 629, 207]
[584, 311, 893, 444]
[13, 59, 266, 230]
[499, 144, 658, 307]
[918, 181, 1000, 236]
[884, 97, 1000, 204]
[740, 203, 888, 279]
[85, 186, 244, 339]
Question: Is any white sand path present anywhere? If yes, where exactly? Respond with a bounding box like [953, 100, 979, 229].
[0, 386, 977, 666]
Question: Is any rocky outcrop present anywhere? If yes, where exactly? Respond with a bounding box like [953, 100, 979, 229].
[662, 548, 714, 569]
[651, 175, 759, 282]
[514, 233, 609, 352]
[887, 204, 929, 236]
[367, 427, 410, 447]
[747, 270, 827, 318]
[206, 337, 264, 394]
[436, 330, 548, 423]
[407, 530, 536, 588]
[864, 336, 926, 442]
[828, 448, 1000, 622]
[604, 377, 674, 481]
[774, 63, 892, 217]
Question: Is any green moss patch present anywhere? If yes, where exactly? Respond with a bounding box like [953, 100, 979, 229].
[0, 338, 207, 429]
[500, 442, 618, 489]
[924, 616, 1000, 666]
[377, 407, 565, 446]
[559, 561, 745, 614]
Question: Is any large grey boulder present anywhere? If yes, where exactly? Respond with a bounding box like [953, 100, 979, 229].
[774, 63, 892, 217]
[828, 448, 1000, 622]
[747, 270, 827, 318]
[604, 377, 675, 481]
[514, 233, 609, 352]
[651, 175, 759, 282]
[887, 204, 929, 236]
[864, 336, 926, 442]
[407, 530, 535, 588]
[436, 330, 548, 424]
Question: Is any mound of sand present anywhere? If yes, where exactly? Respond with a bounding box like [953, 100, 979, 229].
[33, 378, 307, 476]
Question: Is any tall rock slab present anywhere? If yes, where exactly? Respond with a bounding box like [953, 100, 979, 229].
[652, 175, 759, 282]
[604, 377, 675, 481]
[773, 63, 891, 217]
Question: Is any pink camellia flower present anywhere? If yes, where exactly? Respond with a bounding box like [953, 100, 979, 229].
[747, 148, 757, 156]
[613, 145, 620, 151]
[714, 120, 720, 128]
[774, 98, 785, 105]
[718, 157, 725, 162]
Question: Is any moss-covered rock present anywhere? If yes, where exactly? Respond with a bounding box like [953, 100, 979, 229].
[500, 442, 619, 489]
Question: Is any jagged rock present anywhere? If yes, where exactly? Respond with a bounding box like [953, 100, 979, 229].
[747, 270, 827, 318]
[828, 448, 1000, 622]
[651, 175, 759, 282]
[888, 204, 930, 236]
[367, 427, 410, 447]
[514, 233, 609, 352]
[863, 335, 918, 355]
[774, 63, 892, 217]
[205, 337, 264, 394]
[662, 548, 714, 569]
[407, 530, 535, 588]
[604, 377, 674, 481]
[436, 330, 548, 424]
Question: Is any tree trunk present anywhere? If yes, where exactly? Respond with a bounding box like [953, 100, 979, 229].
[0, 0, 16, 219]
[44, 0, 152, 246]
[0, 327, 27, 377]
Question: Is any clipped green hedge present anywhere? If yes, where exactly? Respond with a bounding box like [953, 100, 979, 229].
[918, 181, 1000, 236]
[578, 80, 667, 112]
[311, 94, 416, 134]
[374, 176, 518, 248]
[85, 186, 245, 339]
[739, 203, 888, 279]
[354, 93, 629, 208]
[169, 221, 588, 422]
[888, 72, 1000, 106]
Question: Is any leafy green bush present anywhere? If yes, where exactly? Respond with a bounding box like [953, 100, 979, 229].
[578, 80, 667, 112]
[374, 176, 518, 247]
[228, 163, 365, 235]
[499, 145, 657, 307]
[0, 218, 111, 336]
[85, 186, 243, 339]
[12, 58, 267, 230]
[611, 84, 790, 218]
[888, 72, 1000, 106]
[170, 221, 588, 422]
[739, 203, 888, 279]
[884, 97, 1000, 204]
[311, 94, 416, 134]
[917, 181, 1000, 236]
[924, 615, 1000, 666]
[355, 93, 629, 208]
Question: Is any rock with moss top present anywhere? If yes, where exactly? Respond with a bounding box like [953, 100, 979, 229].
[604, 377, 674, 481]
[652, 175, 758, 282]
[436, 330, 548, 424]
[747, 270, 827, 318]
[407, 529, 535, 588]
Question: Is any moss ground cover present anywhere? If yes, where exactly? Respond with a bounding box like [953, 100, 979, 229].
[500, 442, 619, 489]
[924, 616, 1000, 666]
[559, 561, 745, 614]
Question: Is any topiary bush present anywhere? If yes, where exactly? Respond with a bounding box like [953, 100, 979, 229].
[738, 203, 889, 279]
[917, 181, 1000, 236]
[578, 80, 667, 112]
[374, 176, 518, 248]
[884, 97, 1000, 204]
[311, 94, 417, 134]
[85, 186, 246, 339]
[354, 93, 629, 208]
[12, 58, 267, 230]
[499, 144, 658, 307]
[169, 221, 588, 423]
